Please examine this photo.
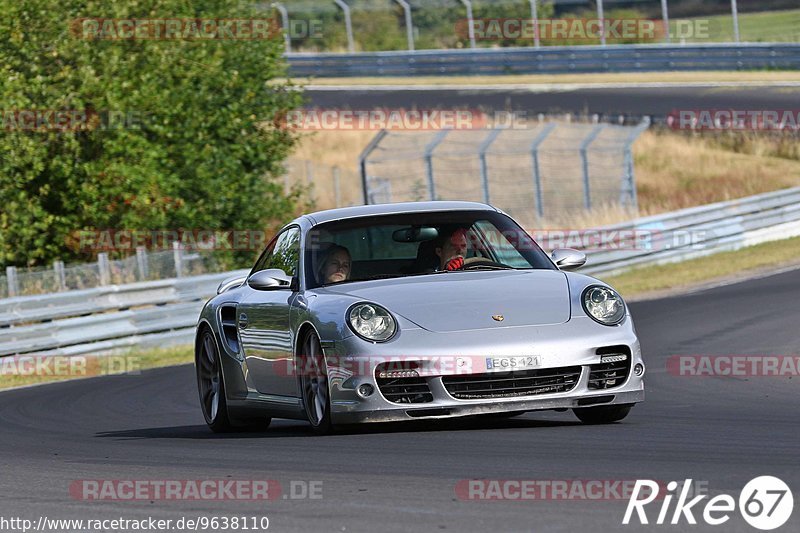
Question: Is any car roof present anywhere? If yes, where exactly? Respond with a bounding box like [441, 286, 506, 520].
[302, 201, 499, 225]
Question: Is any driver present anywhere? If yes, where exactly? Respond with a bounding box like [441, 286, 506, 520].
[435, 228, 470, 271]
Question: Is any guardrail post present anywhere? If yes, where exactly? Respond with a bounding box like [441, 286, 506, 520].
[271, 2, 292, 53]
[394, 0, 415, 51]
[730, 0, 740, 43]
[596, 0, 606, 46]
[529, 0, 541, 49]
[53, 260, 66, 292]
[333, 166, 342, 207]
[460, 0, 476, 49]
[660, 0, 670, 43]
[6, 266, 18, 297]
[579, 124, 607, 210]
[478, 129, 503, 204]
[173, 241, 183, 278]
[333, 0, 355, 53]
[136, 247, 149, 281]
[97, 253, 111, 286]
[305, 159, 315, 202]
[620, 117, 651, 210]
[359, 129, 389, 204]
[424, 129, 450, 201]
[530, 122, 557, 218]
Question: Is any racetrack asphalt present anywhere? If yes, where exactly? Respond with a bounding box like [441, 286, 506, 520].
[305, 86, 800, 123]
[1, 268, 798, 532]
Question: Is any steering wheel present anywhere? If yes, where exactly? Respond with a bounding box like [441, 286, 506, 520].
[461, 258, 508, 270]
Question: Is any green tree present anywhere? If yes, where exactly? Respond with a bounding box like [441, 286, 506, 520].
[0, 0, 303, 268]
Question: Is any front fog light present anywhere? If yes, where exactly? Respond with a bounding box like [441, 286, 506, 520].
[634, 363, 645, 376]
[357, 383, 375, 398]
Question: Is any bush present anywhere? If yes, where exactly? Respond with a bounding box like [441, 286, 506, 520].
[0, 0, 304, 268]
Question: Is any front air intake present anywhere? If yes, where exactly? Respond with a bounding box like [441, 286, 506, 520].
[442, 366, 582, 399]
[588, 346, 632, 390]
[375, 362, 433, 404]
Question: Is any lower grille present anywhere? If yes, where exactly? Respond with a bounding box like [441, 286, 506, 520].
[442, 366, 582, 400]
[376, 376, 433, 404]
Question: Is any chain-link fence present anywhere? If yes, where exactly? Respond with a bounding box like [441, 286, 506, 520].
[284, 157, 363, 208]
[360, 118, 649, 229]
[2, 246, 230, 298]
[264, 0, 800, 53]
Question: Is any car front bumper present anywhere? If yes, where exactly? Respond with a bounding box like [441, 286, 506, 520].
[325, 316, 645, 424]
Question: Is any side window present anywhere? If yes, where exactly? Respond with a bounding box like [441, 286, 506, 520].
[253, 227, 301, 276]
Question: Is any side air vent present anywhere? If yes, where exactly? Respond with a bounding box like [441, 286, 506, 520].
[219, 306, 240, 353]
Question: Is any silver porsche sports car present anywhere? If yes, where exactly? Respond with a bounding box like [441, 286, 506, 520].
[195, 201, 645, 433]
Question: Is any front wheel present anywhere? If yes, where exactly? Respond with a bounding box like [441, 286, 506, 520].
[573, 404, 633, 424]
[299, 331, 333, 435]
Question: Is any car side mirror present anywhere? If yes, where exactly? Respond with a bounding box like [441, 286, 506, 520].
[551, 248, 586, 271]
[247, 268, 293, 290]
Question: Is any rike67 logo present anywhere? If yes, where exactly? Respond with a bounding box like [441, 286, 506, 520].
[623, 476, 794, 530]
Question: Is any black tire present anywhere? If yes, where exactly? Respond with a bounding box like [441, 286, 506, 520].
[299, 330, 333, 435]
[197, 328, 271, 433]
[197, 329, 234, 432]
[573, 403, 633, 425]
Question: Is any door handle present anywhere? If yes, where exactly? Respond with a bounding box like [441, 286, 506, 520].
[238, 313, 248, 329]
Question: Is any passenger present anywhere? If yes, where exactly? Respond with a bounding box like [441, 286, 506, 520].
[317, 244, 351, 284]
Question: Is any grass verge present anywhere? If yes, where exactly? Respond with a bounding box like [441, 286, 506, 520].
[602, 235, 800, 299]
[676, 9, 800, 43]
[0, 345, 193, 391]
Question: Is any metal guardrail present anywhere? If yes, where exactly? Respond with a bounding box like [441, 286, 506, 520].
[0, 271, 247, 357]
[2, 187, 800, 357]
[287, 43, 800, 77]
[583, 186, 800, 276]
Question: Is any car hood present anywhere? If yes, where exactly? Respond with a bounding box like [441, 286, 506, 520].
[319, 270, 571, 332]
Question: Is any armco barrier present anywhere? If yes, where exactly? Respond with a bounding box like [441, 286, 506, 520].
[0, 271, 247, 357]
[2, 186, 800, 357]
[287, 43, 800, 77]
[582, 186, 800, 276]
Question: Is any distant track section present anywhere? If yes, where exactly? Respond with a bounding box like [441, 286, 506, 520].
[305, 85, 800, 124]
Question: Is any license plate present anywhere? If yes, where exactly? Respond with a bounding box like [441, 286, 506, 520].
[485, 356, 542, 372]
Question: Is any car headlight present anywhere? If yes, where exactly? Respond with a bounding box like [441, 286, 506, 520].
[347, 303, 397, 342]
[582, 285, 626, 325]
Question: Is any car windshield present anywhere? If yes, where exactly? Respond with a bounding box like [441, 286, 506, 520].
[306, 210, 556, 288]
